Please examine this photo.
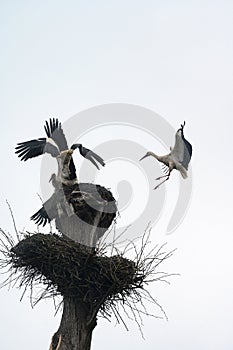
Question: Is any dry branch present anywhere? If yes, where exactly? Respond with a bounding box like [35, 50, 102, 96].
[0, 227, 175, 331]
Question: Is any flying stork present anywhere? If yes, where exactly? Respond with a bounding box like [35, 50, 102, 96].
[15, 118, 105, 187]
[140, 121, 192, 190]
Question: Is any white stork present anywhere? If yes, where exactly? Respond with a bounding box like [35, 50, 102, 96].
[15, 118, 77, 187]
[15, 118, 105, 187]
[15, 118, 106, 227]
[140, 121, 192, 189]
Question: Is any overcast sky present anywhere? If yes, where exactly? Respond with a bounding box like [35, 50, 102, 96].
[1, 1, 233, 349]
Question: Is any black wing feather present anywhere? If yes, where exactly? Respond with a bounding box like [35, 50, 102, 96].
[15, 138, 47, 161]
[44, 118, 68, 151]
[30, 192, 59, 227]
[15, 138, 59, 160]
[173, 124, 193, 170]
[181, 137, 192, 170]
[30, 206, 51, 227]
[87, 149, 105, 166]
[85, 154, 100, 169]
[16, 117, 77, 178]
[182, 136, 192, 159]
[81, 146, 105, 168]
[180, 127, 192, 169]
[179, 124, 192, 160]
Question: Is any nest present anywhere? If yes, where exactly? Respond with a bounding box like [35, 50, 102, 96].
[10, 234, 141, 310]
[1, 222, 175, 331]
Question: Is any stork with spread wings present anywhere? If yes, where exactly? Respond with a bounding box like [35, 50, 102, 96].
[15, 118, 105, 187]
[15, 118, 106, 227]
[140, 121, 192, 190]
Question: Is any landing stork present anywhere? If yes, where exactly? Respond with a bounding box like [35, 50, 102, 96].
[140, 121, 192, 189]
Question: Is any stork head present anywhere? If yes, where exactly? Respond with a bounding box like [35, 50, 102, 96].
[139, 151, 153, 161]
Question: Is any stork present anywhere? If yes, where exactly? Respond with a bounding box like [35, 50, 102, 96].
[15, 118, 105, 187]
[140, 121, 192, 190]
[15, 118, 77, 187]
[15, 118, 106, 227]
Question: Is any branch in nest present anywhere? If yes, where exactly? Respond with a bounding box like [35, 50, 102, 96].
[0, 225, 177, 335]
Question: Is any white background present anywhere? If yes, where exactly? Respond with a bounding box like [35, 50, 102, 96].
[0, 1, 233, 349]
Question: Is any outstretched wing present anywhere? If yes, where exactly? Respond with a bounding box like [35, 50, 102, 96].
[85, 154, 100, 169]
[82, 146, 105, 169]
[44, 118, 68, 151]
[171, 126, 192, 170]
[30, 192, 59, 226]
[87, 149, 105, 167]
[15, 138, 59, 161]
[181, 136, 192, 169]
[30, 206, 51, 226]
[16, 118, 77, 179]
[15, 118, 63, 161]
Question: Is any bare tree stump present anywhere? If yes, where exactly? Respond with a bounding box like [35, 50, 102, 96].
[50, 297, 97, 350]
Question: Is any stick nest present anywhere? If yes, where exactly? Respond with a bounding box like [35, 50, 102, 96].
[10, 234, 139, 306]
[1, 224, 175, 330]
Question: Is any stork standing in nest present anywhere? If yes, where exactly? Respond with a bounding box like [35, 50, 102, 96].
[15, 118, 106, 226]
[140, 121, 192, 190]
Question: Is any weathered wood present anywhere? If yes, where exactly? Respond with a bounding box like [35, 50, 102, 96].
[48, 183, 116, 349]
[50, 297, 97, 350]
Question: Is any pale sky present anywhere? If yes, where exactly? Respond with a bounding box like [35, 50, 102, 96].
[0, 1, 233, 349]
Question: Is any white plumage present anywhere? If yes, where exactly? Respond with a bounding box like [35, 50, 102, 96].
[140, 121, 192, 189]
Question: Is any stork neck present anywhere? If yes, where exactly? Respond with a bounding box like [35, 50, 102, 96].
[149, 152, 170, 166]
[149, 152, 163, 162]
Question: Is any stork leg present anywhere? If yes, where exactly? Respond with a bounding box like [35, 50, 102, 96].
[154, 169, 171, 189]
[155, 174, 169, 180]
[155, 170, 171, 180]
[154, 175, 170, 190]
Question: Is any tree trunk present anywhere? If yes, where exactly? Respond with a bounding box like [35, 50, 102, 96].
[50, 297, 97, 350]
[46, 183, 117, 349]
